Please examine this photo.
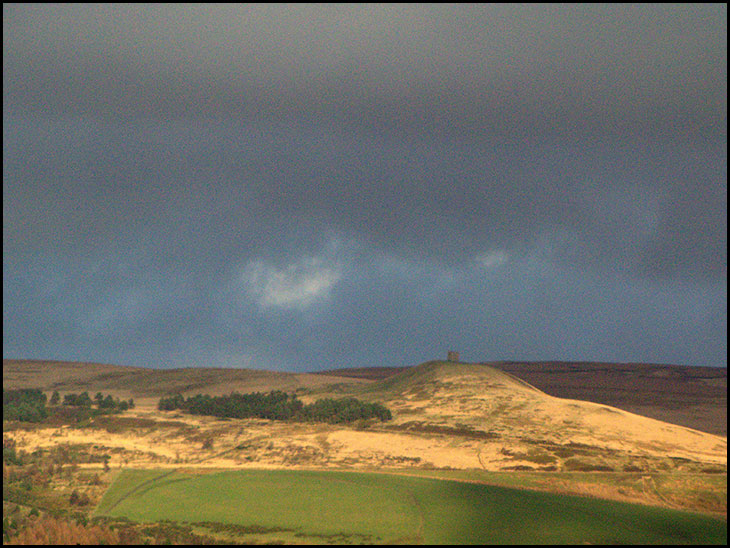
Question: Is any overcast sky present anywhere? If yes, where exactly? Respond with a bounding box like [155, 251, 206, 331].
[3, 4, 727, 371]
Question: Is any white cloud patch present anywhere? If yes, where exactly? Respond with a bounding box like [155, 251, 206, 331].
[241, 256, 342, 311]
[475, 250, 509, 270]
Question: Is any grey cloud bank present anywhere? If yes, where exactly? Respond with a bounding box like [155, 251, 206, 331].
[3, 4, 727, 370]
[4, 5, 725, 131]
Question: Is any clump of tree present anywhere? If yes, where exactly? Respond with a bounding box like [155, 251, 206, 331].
[69, 489, 91, 506]
[3, 446, 23, 466]
[3, 389, 48, 422]
[92, 392, 134, 412]
[62, 391, 93, 407]
[158, 390, 392, 424]
[3, 437, 23, 466]
[3, 389, 135, 427]
[62, 391, 134, 414]
[156, 393, 185, 411]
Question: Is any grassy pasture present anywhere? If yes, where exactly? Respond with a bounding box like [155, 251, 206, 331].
[95, 468, 727, 544]
[386, 468, 728, 515]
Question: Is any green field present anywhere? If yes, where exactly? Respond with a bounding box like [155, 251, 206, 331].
[95, 468, 727, 544]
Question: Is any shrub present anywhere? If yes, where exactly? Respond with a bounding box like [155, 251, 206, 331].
[7, 516, 120, 545]
[563, 458, 614, 472]
[4, 446, 23, 465]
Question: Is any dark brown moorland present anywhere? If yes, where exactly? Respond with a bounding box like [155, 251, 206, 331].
[314, 361, 727, 436]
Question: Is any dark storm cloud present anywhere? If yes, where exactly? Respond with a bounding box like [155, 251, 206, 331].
[4, 116, 725, 279]
[4, 4, 726, 133]
[3, 4, 727, 370]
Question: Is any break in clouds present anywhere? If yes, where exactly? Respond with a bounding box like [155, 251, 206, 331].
[3, 4, 727, 370]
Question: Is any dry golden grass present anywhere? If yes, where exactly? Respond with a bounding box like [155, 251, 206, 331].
[4, 359, 726, 516]
[5, 361, 725, 472]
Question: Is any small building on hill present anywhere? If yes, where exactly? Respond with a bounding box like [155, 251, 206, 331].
[447, 351, 460, 362]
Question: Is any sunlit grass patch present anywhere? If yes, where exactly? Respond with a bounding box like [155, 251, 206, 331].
[95, 468, 727, 544]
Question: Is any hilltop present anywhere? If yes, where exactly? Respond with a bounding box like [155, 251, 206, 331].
[355, 361, 726, 468]
[314, 360, 727, 436]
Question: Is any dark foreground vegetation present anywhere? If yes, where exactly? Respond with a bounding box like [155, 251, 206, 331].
[3, 436, 224, 545]
[158, 391, 392, 424]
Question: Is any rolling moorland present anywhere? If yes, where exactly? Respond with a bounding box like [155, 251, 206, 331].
[3, 357, 727, 544]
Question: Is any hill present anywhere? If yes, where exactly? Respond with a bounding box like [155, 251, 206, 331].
[2, 359, 367, 401]
[4, 358, 726, 472]
[3, 358, 726, 515]
[315, 360, 727, 436]
[355, 360, 726, 469]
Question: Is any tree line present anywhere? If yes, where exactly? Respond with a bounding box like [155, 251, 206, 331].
[158, 390, 392, 424]
[3, 389, 134, 423]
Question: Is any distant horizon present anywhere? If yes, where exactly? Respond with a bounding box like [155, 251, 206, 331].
[3, 355, 727, 372]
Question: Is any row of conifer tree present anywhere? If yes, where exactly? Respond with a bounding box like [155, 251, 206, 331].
[158, 390, 392, 424]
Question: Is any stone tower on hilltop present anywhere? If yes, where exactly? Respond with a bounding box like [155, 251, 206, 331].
[447, 350, 460, 362]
